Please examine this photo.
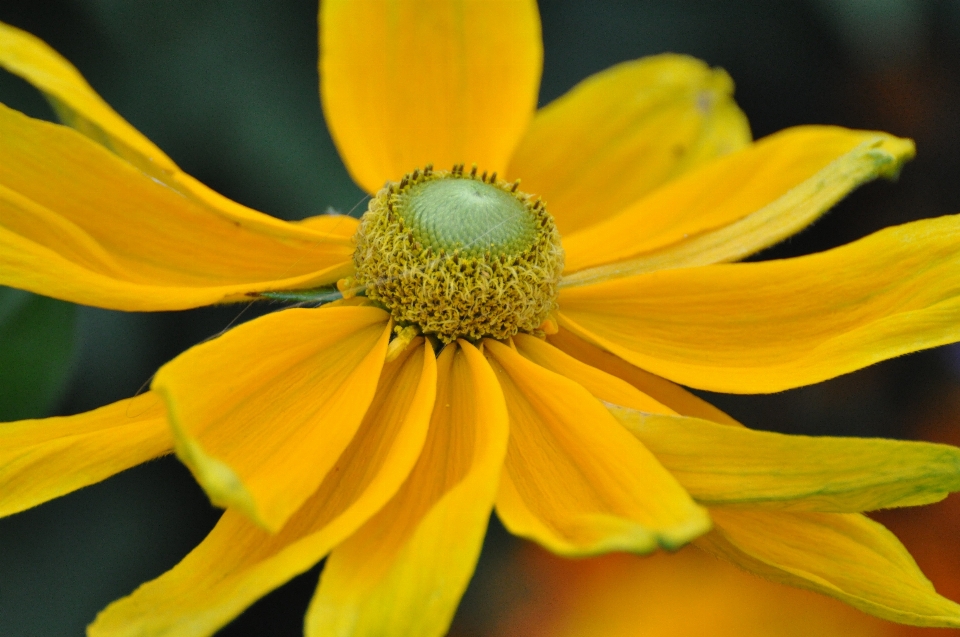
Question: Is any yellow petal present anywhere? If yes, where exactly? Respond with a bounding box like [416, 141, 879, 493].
[89, 340, 436, 637]
[153, 306, 391, 532]
[512, 333, 674, 415]
[610, 407, 960, 512]
[564, 142, 917, 288]
[295, 213, 359, 237]
[305, 341, 508, 637]
[0, 392, 170, 518]
[560, 214, 960, 393]
[320, 0, 542, 193]
[485, 339, 710, 556]
[548, 331, 960, 511]
[0, 103, 354, 310]
[0, 21, 177, 177]
[699, 509, 960, 627]
[547, 327, 740, 425]
[0, 20, 335, 241]
[561, 126, 915, 276]
[507, 54, 750, 236]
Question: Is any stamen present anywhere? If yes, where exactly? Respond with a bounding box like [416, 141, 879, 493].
[538, 314, 559, 335]
[336, 277, 362, 299]
[385, 325, 421, 362]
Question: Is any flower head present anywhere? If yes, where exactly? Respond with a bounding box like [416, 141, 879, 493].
[3, 2, 960, 637]
[352, 165, 564, 342]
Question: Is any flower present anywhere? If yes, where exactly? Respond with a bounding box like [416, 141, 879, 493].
[4, 2, 960, 636]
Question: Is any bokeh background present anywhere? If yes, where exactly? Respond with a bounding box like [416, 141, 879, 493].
[3, 0, 960, 635]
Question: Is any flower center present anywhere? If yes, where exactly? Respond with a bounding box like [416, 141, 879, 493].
[353, 164, 564, 343]
[400, 176, 536, 257]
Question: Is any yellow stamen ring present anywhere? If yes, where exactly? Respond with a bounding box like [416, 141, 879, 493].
[353, 164, 564, 343]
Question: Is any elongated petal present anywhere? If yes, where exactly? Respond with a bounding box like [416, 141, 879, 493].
[1, 20, 329, 244]
[306, 341, 507, 637]
[507, 55, 750, 236]
[609, 407, 960, 512]
[561, 126, 914, 276]
[485, 339, 709, 556]
[320, 0, 542, 193]
[699, 509, 960, 627]
[0, 17, 360, 310]
[560, 214, 960, 393]
[0, 392, 170, 518]
[544, 328, 960, 626]
[153, 307, 390, 531]
[0, 104, 354, 310]
[563, 142, 917, 287]
[1, 22, 340, 236]
[0, 21, 177, 176]
[551, 328, 960, 508]
[90, 340, 436, 637]
[546, 328, 740, 425]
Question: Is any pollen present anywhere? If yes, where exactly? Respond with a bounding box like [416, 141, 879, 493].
[353, 164, 565, 343]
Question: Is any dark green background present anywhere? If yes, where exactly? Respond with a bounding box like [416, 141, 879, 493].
[3, 1, 960, 635]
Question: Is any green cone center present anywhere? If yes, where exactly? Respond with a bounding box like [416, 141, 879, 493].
[397, 178, 536, 257]
[352, 166, 565, 343]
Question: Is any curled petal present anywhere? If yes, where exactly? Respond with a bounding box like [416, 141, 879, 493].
[90, 340, 436, 637]
[153, 306, 391, 531]
[0, 21, 345, 240]
[0, 21, 176, 176]
[562, 126, 914, 277]
[699, 509, 960, 628]
[0, 104, 354, 310]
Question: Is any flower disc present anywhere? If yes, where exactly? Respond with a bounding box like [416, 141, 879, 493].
[353, 165, 564, 343]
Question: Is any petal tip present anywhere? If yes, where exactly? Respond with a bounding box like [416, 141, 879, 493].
[154, 383, 276, 532]
[657, 506, 713, 552]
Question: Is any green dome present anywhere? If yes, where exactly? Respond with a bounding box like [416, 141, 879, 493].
[398, 178, 536, 257]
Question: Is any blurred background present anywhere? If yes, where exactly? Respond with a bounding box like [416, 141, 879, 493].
[3, 0, 960, 635]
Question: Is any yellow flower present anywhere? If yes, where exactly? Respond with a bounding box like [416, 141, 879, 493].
[3, 2, 960, 636]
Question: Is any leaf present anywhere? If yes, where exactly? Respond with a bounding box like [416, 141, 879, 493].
[0, 287, 77, 420]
